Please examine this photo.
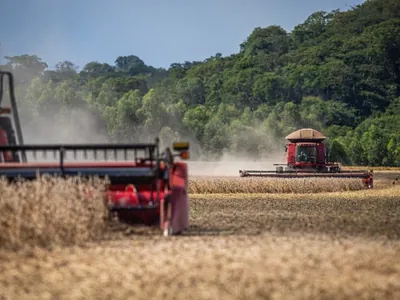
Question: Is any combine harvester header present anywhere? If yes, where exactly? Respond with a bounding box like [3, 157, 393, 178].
[239, 128, 373, 188]
[0, 70, 190, 236]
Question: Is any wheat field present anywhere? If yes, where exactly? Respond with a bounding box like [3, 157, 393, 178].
[188, 177, 366, 193]
[0, 176, 108, 251]
[0, 171, 399, 299]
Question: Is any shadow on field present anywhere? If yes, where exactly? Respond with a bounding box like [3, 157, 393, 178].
[101, 193, 400, 240]
[103, 192, 400, 240]
[187, 192, 400, 240]
[103, 220, 264, 239]
[182, 225, 264, 237]
[374, 172, 400, 189]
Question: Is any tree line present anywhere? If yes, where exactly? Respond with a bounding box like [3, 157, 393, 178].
[1, 0, 399, 165]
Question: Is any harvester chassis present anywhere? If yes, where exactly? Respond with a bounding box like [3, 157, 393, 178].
[0, 70, 190, 236]
[238, 128, 374, 189]
[0, 141, 190, 236]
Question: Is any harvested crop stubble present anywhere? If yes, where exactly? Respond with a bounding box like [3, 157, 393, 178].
[344, 166, 400, 172]
[0, 176, 108, 250]
[0, 181, 399, 299]
[188, 177, 365, 194]
[1, 234, 400, 299]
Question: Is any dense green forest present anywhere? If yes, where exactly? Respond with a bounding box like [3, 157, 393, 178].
[1, 0, 399, 165]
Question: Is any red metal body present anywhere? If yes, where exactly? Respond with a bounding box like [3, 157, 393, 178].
[239, 128, 374, 188]
[0, 128, 13, 162]
[286, 142, 338, 170]
[105, 161, 189, 234]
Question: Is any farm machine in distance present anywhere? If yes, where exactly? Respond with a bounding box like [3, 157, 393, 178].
[0, 70, 190, 236]
[239, 128, 374, 188]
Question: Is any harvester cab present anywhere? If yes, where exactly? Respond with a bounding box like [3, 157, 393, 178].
[239, 128, 373, 188]
[281, 129, 340, 172]
[0, 71, 191, 236]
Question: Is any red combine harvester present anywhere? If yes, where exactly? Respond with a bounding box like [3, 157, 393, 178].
[239, 128, 373, 188]
[0, 70, 190, 236]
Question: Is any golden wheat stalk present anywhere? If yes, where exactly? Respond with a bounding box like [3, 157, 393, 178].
[0, 176, 108, 250]
[188, 177, 365, 194]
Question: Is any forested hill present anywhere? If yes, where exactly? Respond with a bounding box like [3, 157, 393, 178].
[1, 0, 399, 165]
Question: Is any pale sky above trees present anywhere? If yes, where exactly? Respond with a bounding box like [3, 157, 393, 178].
[1, 0, 364, 69]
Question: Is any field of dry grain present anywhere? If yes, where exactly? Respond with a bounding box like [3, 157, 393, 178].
[188, 177, 366, 193]
[0, 171, 399, 300]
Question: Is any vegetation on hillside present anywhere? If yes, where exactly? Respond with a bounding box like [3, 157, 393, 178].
[1, 0, 399, 165]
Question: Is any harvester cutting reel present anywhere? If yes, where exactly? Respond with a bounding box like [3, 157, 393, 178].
[239, 167, 374, 189]
[0, 140, 191, 236]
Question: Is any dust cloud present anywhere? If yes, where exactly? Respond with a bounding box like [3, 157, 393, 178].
[182, 129, 287, 177]
[21, 109, 109, 144]
[17, 109, 112, 162]
[152, 120, 288, 177]
[186, 152, 286, 177]
[17, 109, 287, 175]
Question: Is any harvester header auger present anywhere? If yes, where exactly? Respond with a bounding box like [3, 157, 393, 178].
[239, 128, 373, 189]
[0, 70, 191, 236]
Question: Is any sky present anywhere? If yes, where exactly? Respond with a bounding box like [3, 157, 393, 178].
[0, 0, 365, 70]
